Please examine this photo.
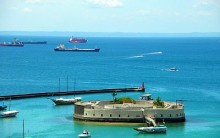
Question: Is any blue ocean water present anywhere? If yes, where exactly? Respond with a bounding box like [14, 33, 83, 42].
[0, 36, 220, 138]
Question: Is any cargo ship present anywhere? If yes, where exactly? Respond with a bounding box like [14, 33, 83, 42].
[22, 41, 47, 44]
[0, 39, 24, 47]
[69, 36, 87, 43]
[54, 44, 100, 52]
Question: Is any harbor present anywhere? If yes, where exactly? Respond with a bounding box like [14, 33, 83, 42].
[0, 36, 219, 138]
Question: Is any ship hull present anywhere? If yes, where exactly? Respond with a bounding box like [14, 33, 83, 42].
[69, 40, 87, 43]
[0, 38, 24, 47]
[52, 100, 77, 105]
[22, 41, 47, 44]
[0, 44, 24, 47]
[0, 105, 7, 110]
[0, 110, 19, 118]
[50, 98, 81, 105]
[54, 48, 100, 52]
[134, 126, 167, 133]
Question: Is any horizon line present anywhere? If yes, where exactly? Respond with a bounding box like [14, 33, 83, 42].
[1, 31, 220, 34]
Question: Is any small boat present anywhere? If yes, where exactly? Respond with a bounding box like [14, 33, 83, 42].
[168, 67, 178, 72]
[54, 44, 100, 52]
[22, 41, 47, 44]
[0, 110, 19, 118]
[50, 97, 82, 105]
[0, 105, 7, 110]
[69, 36, 87, 43]
[0, 101, 7, 110]
[78, 130, 91, 138]
[0, 99, 19, 118]
[0, 38, 24, 47]
[134, 125, 167, 133]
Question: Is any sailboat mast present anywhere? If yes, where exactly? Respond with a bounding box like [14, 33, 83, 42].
[74, 78, 76, 98]
[9, 98, 11, 111]
[58, 78, 60, 92]
[23, 119, 24, 138]
[67, 75, 69, 92]
[74, 78, 76, 91]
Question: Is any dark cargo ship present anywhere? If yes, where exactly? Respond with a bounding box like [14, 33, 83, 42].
[22, 41, 47, 44]
[54, 44, 100, 52]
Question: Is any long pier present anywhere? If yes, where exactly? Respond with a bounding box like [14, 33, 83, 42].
[0, 85, 145, 100]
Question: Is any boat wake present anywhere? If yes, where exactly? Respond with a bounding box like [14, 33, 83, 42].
[143, 51, 162, 55]
[127, 51, 162, 59]
[127, 55, 144, 59]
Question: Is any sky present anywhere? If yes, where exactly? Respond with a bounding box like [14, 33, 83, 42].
[0, 0, 220, 33]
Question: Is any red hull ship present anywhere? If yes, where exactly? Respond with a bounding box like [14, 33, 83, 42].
[69, 36, 87, 43]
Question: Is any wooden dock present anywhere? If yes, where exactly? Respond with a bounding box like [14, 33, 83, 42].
[0, 86, 145, 100]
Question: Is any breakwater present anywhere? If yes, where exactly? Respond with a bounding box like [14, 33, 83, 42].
[0, 86, 145, 100]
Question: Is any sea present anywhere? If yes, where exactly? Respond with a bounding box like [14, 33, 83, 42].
[0, 36, 220, 138]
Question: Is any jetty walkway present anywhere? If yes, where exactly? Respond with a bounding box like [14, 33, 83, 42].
[0, 85, 145, 100]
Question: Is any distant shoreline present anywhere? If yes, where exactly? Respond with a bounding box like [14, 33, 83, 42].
[0, 31, 220, 37]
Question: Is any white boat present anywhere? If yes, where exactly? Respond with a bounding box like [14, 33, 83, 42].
[168, 67, 178, 72]
[134, 125, 167, 133]
[78, 130, 91, 138]
[50, 97, 82, 105]
[0, 99, 19, 118]
[0, 110, 19, 118]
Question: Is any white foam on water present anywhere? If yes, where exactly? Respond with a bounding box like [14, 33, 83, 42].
[143, 51, 163, 55]
[127, 51, 162, 59]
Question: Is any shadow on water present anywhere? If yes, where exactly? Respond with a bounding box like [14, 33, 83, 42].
[136, 132, 167, 138]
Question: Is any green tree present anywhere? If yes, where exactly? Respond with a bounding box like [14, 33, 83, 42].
[153, 97, 164, 108]
[116, 97, 135, 104]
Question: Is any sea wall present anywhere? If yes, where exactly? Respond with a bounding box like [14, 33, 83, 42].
[0, 87, 145, 100]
